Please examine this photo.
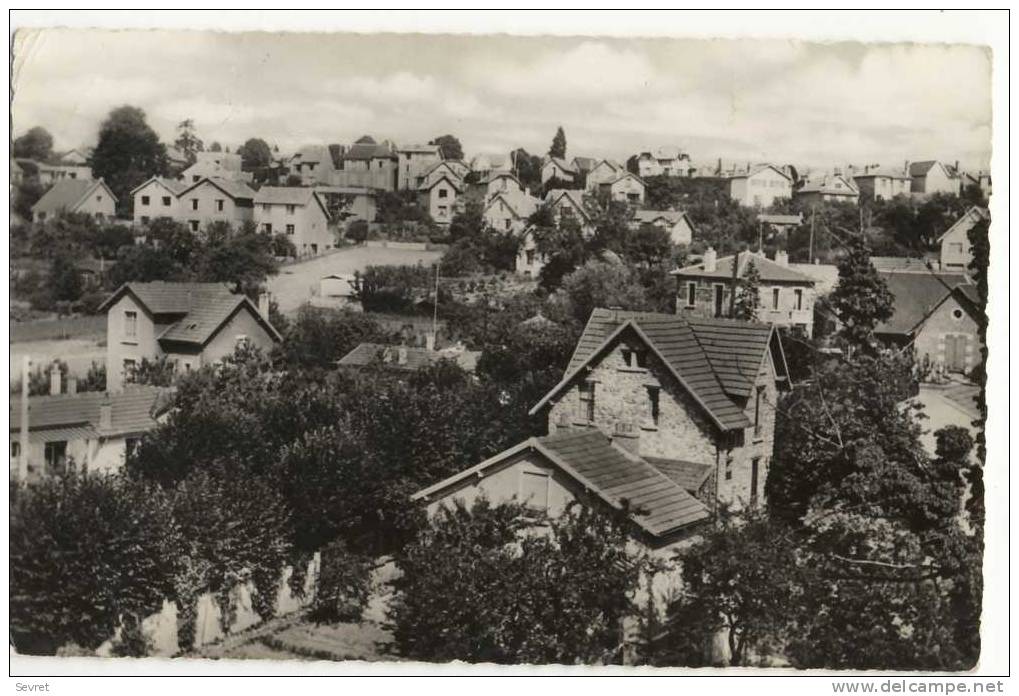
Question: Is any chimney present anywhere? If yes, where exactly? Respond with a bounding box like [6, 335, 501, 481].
[258, 292, 270, 319]
[397, 346, 408, 365]
[703, 247, 717, 273]
[67, 376, 78, 395]
[99, 396, 113, 431]
[425, 333, 436, 352]
[904, 160, 910, 176]
[775, 250, 789, 267]
[49, 363, 61, 396]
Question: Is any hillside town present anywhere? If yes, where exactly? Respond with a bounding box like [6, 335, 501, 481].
[9, 35, 993, 672]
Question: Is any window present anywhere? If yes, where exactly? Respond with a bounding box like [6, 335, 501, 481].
[124, 310, 137, 338]
[686, 281, 697, 307]
[286, 204, 296, 215]
[263, 204, 271, 212]
[794, 289, 803, 311]
[520, 471, 550, 512]
[44, 441, 67, 476]
[286, 224, 295, 235]
[191, 198, 199, 210]
[952, 308, 964, 320]
[754, 385, 765, 438]
[216, 199, 224, 212]
[438, 205, 448, 216]
[193, 175, 200, 183]
[124, 358, 137, 377]
[438, 188, 449, 199]
[771, 287, 780, 310]
[162, 196, 171, 206]
[525, 249, 536, 265]
[11, 441, 20, 459]
[578, 381, 595, 422]
[189, 220, 199, 232]
[505, 219, 512, 230]
[263, 223, 273, 234]
[141, 195, 150, 206]
[620, 347, 647, 369]
[724, 455, 733, 481]
[646, 386, 660, 427]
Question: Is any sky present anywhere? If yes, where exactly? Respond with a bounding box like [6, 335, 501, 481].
[11, 29, 993, 172]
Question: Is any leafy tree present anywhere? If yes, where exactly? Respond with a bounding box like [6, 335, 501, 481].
[13, 126, 54, 161]
[146, 217, 198, 266]
[549, 126, 567, 159]
[237, 137, 272, 171]
[276, 305, 391, 370]
[126, 356, 177, 387]
[92, 224, 135, 260]
[91, 106, 168, 216]
[109, 245, 185, 286]
[173, 118, 204, 165]
[732, 258, 761, 320]
[194, 229, 280, 295]
[623, 223, 674, 269]
[388, 499, 645, 664]
[966, 216, 989, 521]
[511, 148, 543, 191]
[553, 260, 650, 326]
[533, 215, 589, 291]
[447, 197, 485, 243]
[49, 252, 83, 303]
[13, 177, 46, 220]
[429, 134, 464, 161]
[209, 141, 223, 153]
[352, 263, 436, 314]
[308, 539, 374, 624]
[829, 234, 893, 354]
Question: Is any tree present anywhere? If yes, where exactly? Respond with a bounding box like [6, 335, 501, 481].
[13, 126, 54, 161]
[49, 252, 83, 304]
[209, 141, 223, 153]
[511, 148, 543, 191]
[429, 134, 464, 161]
[173, 118, 204, 165]
[829, 234, 893, 353]
[110, 245, 185, 286]
[92, 224, 135, 260]
[447, 198, 485, 243]
[553, 260, 650, 326]
[732, 258, 761, 320]
[91, 106, 168, 216]
[126, 356, 177, 387]
[276, 305, 391, 370]
[193, 229, 280, 295]
[13, 177, 46, 220]
[966, 216, 989, 520]
[237, 138, 272, 171]
[549, 126, 567, 159]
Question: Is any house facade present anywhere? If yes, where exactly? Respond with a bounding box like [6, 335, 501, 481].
[254, 187, 335, 257]
[672, 249, 818, 337]
[332, 136, 398, 191]
[599, 172, 646, 205]
[99, 282, 282, 393]
[131, 177, 186, 226]
[793, 175, 859, 206]
[909, 160, 960, 196]
[938, 206, 988, 272]
[484, 191, 539, 234]
[288, 145, 336, 187]
[396, 144, 442, 190]
[179, 151, 253, 185]
[31, 178, 117, 223]
[545, 189, 593, 232]
[177, 177, 256, 232]
[727, 165, 792, 208]
[632, 209, 696, 246]
[541, 157, 578, 184]
[585, 159, 624, 193]
[635, 148, 694, 178]
[852, 169, 912, 202]
[413, 308, 788, 555]
[421, 174, 464, 226]
[36, 162, 93, 184]
[516, 226, 544, 277]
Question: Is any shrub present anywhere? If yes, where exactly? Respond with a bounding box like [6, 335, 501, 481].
[309, 539, 374, 624]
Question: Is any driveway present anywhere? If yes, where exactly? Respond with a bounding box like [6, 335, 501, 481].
[268, 245, 443, 315]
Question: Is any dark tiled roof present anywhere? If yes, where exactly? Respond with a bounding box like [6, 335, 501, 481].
[673, 250, 815, 284]
[643, 457, 713, 495]
[344, 142, 396, 161]
[32, 179, 107, 215]
[634, 209, 688, 225]
[179, 177, 257, 201]
[102, 281, 235, 315]
[875, 271, 972, 335]
[131, 176, 187, 196]
[909, 160, 939, 177]
[158, 292, 250, 345]
[10, 385, 169, 437]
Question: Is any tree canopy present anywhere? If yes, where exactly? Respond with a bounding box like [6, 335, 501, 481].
[549, 126, 567, 159]
[13, 126, 54, 161]
[238, 138, 273, 171]
[90, 106, 169, 216]
[429, 134, 464, 161]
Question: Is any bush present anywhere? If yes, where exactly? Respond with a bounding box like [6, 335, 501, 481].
[346, 220, 369, 243]
[309, 540, 374, 624]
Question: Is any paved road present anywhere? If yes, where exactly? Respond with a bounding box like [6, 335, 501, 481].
[268, 245, 443, 315]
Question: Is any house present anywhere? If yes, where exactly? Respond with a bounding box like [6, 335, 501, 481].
[165, 146, 190, 174]
[412, 307, 789, 555]
[483, 171, 526, 199]
[421, 173, 464, 225]
[571, 156, 597, 175]
[396, 144, 442, 190]
[254, 187, 335, 257]
[98, 281, 282, 392]
[585, 159, 625, 193]
[131, 177, 187, 227]
[35, 161, 93, 184]
[286, 145, 336, 187]
[516, 226, 545, 278]
[31, 178, 117, 223]
[332, 136, 398, 191]
[469, 153, 511, 179]
[634, 147, 695, 178]
[55, 148, 89, 166]
[852, 167, 912, 202]
[757, 213, 803, 240]
[598, 172, 646, 205]
[319, 273, 361, 311]
[421, 161, 467, 191]
[874, 272, 981, 376]
[541, 156, 578, 184]
[75, 257, 116, 290]
[9, 381, 170, 482]
[338, 341, 480, 374]
[632, 209, 696, 246]
[726, 164, 793, 208]
[544, 189, 593, 231]
[177, 177, 257, 232]
[314, 186, 378, 225]
[909, 160, 961, 196]
[179, 151, 253, 184]
[958, 171, 992, 199]
[672, 248, 818, 337]
[483, 191, 539, 234]
[794, 175, 859, 206]
[938, 206, 988, 272]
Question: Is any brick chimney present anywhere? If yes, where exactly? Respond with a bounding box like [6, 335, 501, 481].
[49, 363, 61, 396]
[67, 376, 78, 395]
[703, 247, 718, 273]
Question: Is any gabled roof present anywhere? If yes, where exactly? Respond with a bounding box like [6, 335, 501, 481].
[10, 385, 170, 438]
[338, 343, 480, 373]
[411, 429, 710, 538]
[421, 173, 465, 193]
[727, 164, 791, 181]
[544, 189, 591, 221]
[590, 159, 623, 173]
[423, 160, 466, 182]
[796, 175, 859, 196]
[852, 168, 911, 180]
[531, 308, 789, 430]
[673, 250, 815, 284]
[398, 143, 440, 155]
[293, 145, 333, 165]
[484, 191, 539, 221]
[601, 171, 646, 188]
[253, 186, 331, 218]
[571, 156, 597, 172]
[344, 140, 396, 161]
[543, 156, 578, 174]
[482, 171, 523, 187]
[937, 206, 989, 243]
[909, 160, 949, 177]
[875, 271, 972, 336]
[130, 176, 187, 197]
[31, 178, 116, 215]
[178, 177, 257, 201]
[643, 457, 714, 495]
[633, 209, 693, 228]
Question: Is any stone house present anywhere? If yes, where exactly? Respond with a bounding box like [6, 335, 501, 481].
[632, 209, 696, 246]
[98, 281, 282, 393]
[598, 172, 646, 205]
[285, 145, 335, 187]
[131, 176, 187, 226]
[793, 174, 859, 206]
[909, 160, 961, 196]
[852, 167, 912, 202]
[421, 173, 464, 226]
[396, 144, 442, 190]
[672, 248, 818, 337]
[412, 307, 789, 555]
[484, 191, 539, 234]
[177, 177, 257, 232]
[541, 156, 578, 184]
[31, 178, 117, 223]
[726, 164, 792, 208]
[938, 206, 988, 272]
[332, 136, 398, 191]
[584, 159, 625, 193]
[634, 147, 695, 178]
[253, 187, 335, 257]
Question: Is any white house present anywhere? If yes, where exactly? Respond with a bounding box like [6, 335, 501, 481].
[131, 177, 187, 227]
[793, 174, 859, 206]
[632, 209, 696, 246]
[727, 164, 793, 208]
[396, 144, 442, 190]
[544, 189, 594, 232]
[254, 187, 335, 257]
[541, 157, 578, 184]
[31, 178, 117, 223]
[421, 173, 464, 226]
[938, 206, 988, 272]
[585, 159, 625, 193]
[484, 191, 539, 234]
[177, 177, 257, 233]
[634, 147, 694, 178]
[909, 160, 961, 196]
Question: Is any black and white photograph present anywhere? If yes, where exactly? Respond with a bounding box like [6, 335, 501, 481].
[7, 9, 1008, 684]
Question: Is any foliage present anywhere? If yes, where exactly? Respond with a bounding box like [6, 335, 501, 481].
[440, 201, 519, 275]
[511, 148, 543, 191]
[549, 126, 567, 159]
[552, 260, 650, 326]
[90, 106, 169, 216]
[376, 190, 431, 225]
[13, 177, 46, 220]
[533, 215, 589, 291]
[193, 229, 280, 295]
[352, 263, 437, 314]
[173, 118, 204, 165]
[388, 499, 645, 664]
[276, 305, 392, 370]
[237, 137, 272, 171]
[109, 244, 186, 286]
[13, 126, 54, 161]
[49, 252, 83, 303]
[429, 134, 464, 161]
[966, 216, 989, 519]
[829, 234, 893, 353]
[732, 258, 761, 320]
[93, 224, 136, 260]
[308, 539, 374, 624]
[126, 356, 177, 387]
[10, 473, 177, 654]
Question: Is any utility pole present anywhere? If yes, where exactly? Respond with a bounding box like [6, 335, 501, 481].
[809, 205, 816, 264]
[728, 246, 741, 318]
[431, 262, 440, 345]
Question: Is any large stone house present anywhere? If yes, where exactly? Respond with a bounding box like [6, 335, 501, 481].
[31, 178, 117, 223]
[909, 160, 961, 196]
[288, 145, 336, 187]
[938, 206, 988, 272]
[413, 307, 789, 555]
[253, 186, 335, 257]
[852, 167, 912, 202]
[632, 209, 696, 246]
[332, 136, 398, 191]
[177, 177, 257, 232]
[131, 176, 187, 226]
[598, 172, 646, 205]
[725, 164, 792, 208]
[634, 147, 695, 178]
[98, 281, 282, 392]
[672, 249, 818, 337]
[396, 144, 442, 190]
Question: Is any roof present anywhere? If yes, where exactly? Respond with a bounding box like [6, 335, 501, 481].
[788, 262, 840, 295]
[532, 308, 788, 430]
[602, 171, 646, 188]
[852, 168, 911, 180]
[870, 256, 937, 273]
[421, 173, 465, 193]
[412, 429, 710, 538]
[482, 171, 523, 187]
[572, 156, 597, 171]
[344, 140, 396, 161]
[633, 209, 689, 226]
[874, 271, 972, 336]
[10, 385, 169, 438]
[673, 250, 815, 284]
[31, 178, 115, 215]
[727, 164, 791, 181]
[398, 144, 440, 154]
[253, 186, 330, 218]
[545, 189, 590, 221]
[591, 159, 623, 173]
[544, 156, 578, 174]
[909, 160, 957, 178]
[484, 191, 539, 220]
[937, 206, 989, 243]
[795, 176, 859, 196]
[75, 258, 115, 274]
[130, 176, 187, 197]
[643, 457, 714, 495]
[294, 145, 333, 165]
[338, 343, 480, 373]
[178, 177, 257, 201]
